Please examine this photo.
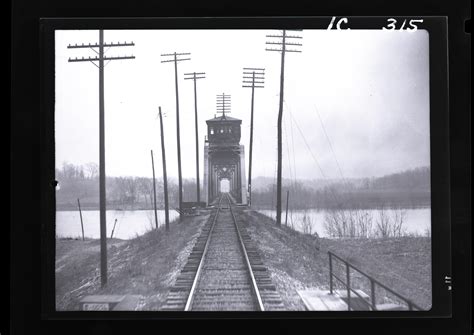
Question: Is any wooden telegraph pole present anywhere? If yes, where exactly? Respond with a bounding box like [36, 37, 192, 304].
[67, 30, 135, 286]
[159, 107, 170, 231]
[266, 29, 302, 226]
[242, 67, 265, 207]
[184, 72, 206, 205]
[151, 150, 159, 229]
[161, 52, 191, 214]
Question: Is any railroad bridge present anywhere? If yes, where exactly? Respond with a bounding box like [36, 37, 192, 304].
[203, 114, 247, 205]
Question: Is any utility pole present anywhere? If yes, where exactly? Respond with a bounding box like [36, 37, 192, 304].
[161, 52, 191, 214]
[159, 107, 170, 231]
[242, 67, 265, 207]
[266, 29, 302, 226]
[184, 71, 206, 205]
[151, 150, 159, 229]
[216, 93, 231, 118]
[67, 30, 134, 287]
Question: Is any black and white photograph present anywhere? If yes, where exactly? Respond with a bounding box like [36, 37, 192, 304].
[54, 28, 432, 312]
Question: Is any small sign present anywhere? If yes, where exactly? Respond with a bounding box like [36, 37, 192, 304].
[83, 303, 110, 311]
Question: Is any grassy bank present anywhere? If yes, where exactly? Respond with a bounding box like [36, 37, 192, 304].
[238, 210, 431, 310]
[55, 212, 210, 310]
[56, 208, 431, 311]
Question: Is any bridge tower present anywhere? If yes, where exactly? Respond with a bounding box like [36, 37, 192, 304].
[203, 114, 247, 205]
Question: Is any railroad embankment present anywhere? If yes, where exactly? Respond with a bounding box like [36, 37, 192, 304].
[55, 207, 431, 311]
[55, 212, 210, 310]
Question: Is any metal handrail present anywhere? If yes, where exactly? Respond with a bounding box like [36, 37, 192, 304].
[328, 251, 422, 311]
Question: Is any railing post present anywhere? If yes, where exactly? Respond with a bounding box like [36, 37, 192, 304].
[329, 252, 333, 294]
[370, 279, 376, 311]
[346, 261, 351, 311]
[408, 301, 413, 311]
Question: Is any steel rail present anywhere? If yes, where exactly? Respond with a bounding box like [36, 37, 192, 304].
[226, 194, 265, 311]
[184, 195, 224, 311]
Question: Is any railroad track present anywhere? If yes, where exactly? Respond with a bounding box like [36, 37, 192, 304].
[162, 194, 285, 311]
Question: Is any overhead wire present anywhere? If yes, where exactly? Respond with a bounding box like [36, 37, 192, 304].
[286, 106, 345, 208]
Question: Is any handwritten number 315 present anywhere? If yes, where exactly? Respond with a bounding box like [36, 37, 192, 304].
[383, 18, 424, 31]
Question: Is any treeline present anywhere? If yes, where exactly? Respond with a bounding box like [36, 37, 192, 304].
[56, 163, 431, 210]
[56, 162, 200, 210]
[362, 166, 430, 190]
[252, 167, 431, 210]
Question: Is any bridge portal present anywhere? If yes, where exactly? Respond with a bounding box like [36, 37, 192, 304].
[203, 114, 247, 205]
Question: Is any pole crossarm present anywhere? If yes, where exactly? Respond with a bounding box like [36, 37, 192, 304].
[184, 71, 206, 80]
[242, 67, 266, 89]
[243, 75, 265, 79]
[243, 67, 265, 71]
[161, 58, 191, 63]
[266, 34, 302, 39]
[161, 52, 191, 56]
[184, 72, 206, 76]
[161, 52, 191, 63]
[68, 55, 136, 62]
[266, 48, 302, 53]
[67, 42, 135, 48]
[266, 41, 302, 46]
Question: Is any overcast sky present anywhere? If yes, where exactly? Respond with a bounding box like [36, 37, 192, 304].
[55, 29, 430, 181]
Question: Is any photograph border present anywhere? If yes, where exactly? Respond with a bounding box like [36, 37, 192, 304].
[40, 16, 451, 320]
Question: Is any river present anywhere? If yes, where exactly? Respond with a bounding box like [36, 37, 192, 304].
[56, 209, 179, 240]
[55, 207, 430, 240]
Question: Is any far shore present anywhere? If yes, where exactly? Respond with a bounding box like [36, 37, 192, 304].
[55, 204, 432, 211]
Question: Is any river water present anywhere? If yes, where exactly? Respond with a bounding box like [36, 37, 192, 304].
[55, 208, 430, 240]
[56, 209, 179, 240]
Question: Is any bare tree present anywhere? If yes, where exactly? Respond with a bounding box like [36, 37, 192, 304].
[136, 177, 153, 206]
[85, 162, 99, 179]
[375, 206, 391, 237]
[355, 210, 373, 238]
[324, 208, 374, 238]
[324, 209, 349, 238]
[300, 210, 313, 235]
[374, 206, 406, 237]
[390, 207, 407, 237]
